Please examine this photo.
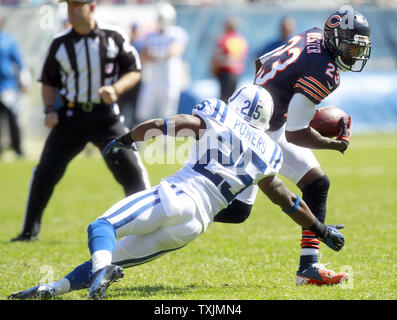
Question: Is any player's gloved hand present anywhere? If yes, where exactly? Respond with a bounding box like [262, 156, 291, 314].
[319, 224, 345, 252]
[336, 116, 352, 154]
[102, 132, 137, 157]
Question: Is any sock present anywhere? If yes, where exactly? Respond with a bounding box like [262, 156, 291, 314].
[299, 230, 321, 272]
[299, 175, 330, 272]
[46, 278, 71, 296]
[91, 250, 112, 273]
[64, 260, 93, 291]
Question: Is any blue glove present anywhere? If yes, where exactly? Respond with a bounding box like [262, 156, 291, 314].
[322, 224, 345, 252]
[102, 138, 137, 157]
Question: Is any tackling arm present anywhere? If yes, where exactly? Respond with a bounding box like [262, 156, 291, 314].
[258, 175, 315, 228]
[102, 114, 206, 156]
[258, 175, 345, 251]
[131, 114, 205, 141]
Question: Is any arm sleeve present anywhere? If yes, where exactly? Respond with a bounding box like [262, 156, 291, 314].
[285, 93, 316, 132]
[38, 41, 62, 88]
[213, 199, 253, 224]
[115, 31, 142, 76]
[213, 185, 258, 224]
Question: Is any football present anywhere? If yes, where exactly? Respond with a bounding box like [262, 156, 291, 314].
[309, 106, 349, 138]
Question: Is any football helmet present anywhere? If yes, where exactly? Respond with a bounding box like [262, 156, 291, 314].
[228, 85, 274, 131]
[157, 2, 177, 29]
[324, 8, 371, 72]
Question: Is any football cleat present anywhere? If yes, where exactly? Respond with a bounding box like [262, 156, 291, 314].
[296, 263, 349, 286]
[8, 284, 55, 300]
[87, 265, 124, 300]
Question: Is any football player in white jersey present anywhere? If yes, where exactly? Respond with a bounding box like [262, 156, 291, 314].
[9, 85, 346, 300]
[135, 2, 189, 123]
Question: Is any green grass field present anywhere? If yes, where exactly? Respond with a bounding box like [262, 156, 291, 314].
[1, 134, 396, 301]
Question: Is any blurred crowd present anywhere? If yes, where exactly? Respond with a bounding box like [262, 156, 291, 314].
[0, 1, 288, 157]
[1, 0, 396, 159]
[1, 0, 397, 8]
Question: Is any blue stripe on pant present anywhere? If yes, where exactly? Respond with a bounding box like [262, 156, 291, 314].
[115, 245, 185, 269]
[114, 198, 161, 229]
[105, 189, 158, 221]
[65, 186, 193, 291]
[88, 189, 161, 255]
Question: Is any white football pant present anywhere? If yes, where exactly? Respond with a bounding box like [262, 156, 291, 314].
[97, 186, 204, 268]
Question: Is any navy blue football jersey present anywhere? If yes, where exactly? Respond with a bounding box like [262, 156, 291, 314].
[254, 27, 340, 131]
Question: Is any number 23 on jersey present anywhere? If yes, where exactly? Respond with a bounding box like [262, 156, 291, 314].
[254, 35, 302, 86]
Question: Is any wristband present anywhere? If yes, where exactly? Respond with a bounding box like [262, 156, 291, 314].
[283, 195, 301, 215]
[163, 118, 169, 135]
[44, 106, 56, 114]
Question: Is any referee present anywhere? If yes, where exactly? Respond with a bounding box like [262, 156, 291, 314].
[11, 0, 150, 241]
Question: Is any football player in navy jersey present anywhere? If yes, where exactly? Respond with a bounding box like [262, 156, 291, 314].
[216, 7, 371, 286]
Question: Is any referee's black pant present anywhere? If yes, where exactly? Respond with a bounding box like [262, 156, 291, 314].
[20, 105, 149, 237]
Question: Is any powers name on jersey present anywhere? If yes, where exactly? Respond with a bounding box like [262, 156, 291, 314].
[175, 98, 282, 205]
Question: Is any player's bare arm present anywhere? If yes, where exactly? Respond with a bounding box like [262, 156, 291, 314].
[258, 175, 315, 228]
[42, 84, 59, 129]
[258, 175, 344, 251]
[284, 93, 348, 153]
[131, 114, 206, 141]
[102, 114, 206, 156]
[286, 127, 348, 153]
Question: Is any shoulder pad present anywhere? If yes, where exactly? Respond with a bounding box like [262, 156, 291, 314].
[192, 98, 226, 118]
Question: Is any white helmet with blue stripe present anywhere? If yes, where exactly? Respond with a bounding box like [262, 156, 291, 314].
[228, 85, 274, 131]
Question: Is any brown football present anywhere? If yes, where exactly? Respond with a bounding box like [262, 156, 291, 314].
[309, 106, 349, 138]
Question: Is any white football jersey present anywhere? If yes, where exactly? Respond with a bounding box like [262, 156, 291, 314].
[142, 25, 188, 83]
[160, 98, 283, 230]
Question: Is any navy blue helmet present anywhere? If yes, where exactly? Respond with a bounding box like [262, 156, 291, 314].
[324, 9, 371, 72]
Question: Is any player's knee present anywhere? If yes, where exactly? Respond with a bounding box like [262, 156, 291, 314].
[321, 174, 330, 191]
[302, 174, 330, 195]
[87, 218, 115, 238]
[313, 174, 330, 192]
[87, 218, 116, 254]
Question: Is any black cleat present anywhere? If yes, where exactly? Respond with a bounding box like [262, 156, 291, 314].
[11, 232, 39, 242]
[88, 265, 124, 300]
[8, 284, 55, 300]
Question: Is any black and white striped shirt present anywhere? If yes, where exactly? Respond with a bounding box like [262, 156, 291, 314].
[39, 22, 141, 104]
